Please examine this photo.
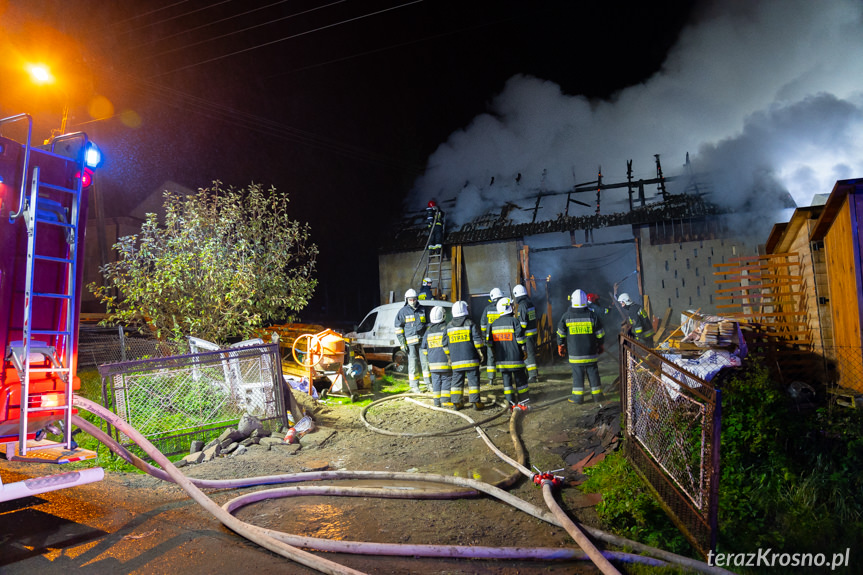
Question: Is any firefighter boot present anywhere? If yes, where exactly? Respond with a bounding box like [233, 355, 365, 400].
[568, 393, 584, 405]
[592, 391, 606, 404]
[471, 401, 485, 411]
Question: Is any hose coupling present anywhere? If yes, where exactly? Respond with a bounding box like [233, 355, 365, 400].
[532, 467, 564, 488]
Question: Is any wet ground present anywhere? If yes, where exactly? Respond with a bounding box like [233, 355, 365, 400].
[1, 358, 624, 574]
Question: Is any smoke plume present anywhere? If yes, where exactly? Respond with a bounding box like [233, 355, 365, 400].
[406, 0, 863, 228]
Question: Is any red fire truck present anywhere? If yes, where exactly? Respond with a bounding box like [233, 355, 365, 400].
[0, 113, 105, 501]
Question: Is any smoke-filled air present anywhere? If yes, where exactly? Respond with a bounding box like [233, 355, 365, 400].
[406, 0, 863, 228]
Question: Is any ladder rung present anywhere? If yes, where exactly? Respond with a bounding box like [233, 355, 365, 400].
[34, 219, 74, 229]
[39, 182, 79, 195]
[31, 330, 72, 336]
[27, 367, 71, 373]
[34, 254, 74, 264]
[33, 292, 72, 299]
[27, 405, 71, 413]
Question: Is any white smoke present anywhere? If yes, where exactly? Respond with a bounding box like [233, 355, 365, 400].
[407, 0, 863, 228]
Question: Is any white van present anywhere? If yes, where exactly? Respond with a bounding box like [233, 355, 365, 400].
[348, 300, 452, 373]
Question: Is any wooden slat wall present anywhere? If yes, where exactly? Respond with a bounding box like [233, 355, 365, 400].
[713, 252, 812, 347]
[824, 199, 863, 392]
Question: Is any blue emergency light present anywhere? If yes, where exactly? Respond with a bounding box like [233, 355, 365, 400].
[84, 141, 102, 168]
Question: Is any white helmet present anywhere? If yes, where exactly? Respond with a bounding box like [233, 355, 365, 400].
[430, 306, 446, 324]
[489, 287, 504, 301]
[405, 288, 418, 304]
[617, 292, 633, 306]
[496, 297, 513, 315]
[512, 284, 527, 298]
[452, 300, 469, 318]
[571, 289, 588, 308]
[422, 277, 432, 287]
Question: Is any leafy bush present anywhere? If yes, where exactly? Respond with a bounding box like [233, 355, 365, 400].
[582, 450, 694, 555]
[90, 181, 318, 344]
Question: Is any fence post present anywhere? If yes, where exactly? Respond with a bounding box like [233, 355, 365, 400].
[709, 387, 722, 555]
[119, 325, 126, 362]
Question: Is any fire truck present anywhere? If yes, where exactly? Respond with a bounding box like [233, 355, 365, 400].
[0, 113, 105, 501]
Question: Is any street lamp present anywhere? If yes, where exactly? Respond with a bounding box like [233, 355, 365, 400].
[25, 63, 69, 140]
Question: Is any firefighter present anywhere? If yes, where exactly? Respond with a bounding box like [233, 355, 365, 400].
[421, 306, 452, 407]
[586, 292, 611, 318]
[618, 292, 655, 347]
[426, 200, 444, 253]
[479, 287, 505, 384]
[394, 289, 431, 393]
[418, 277, 434, 301]
[487, 297, 529, 408]
[512, 284, 539, 383]
[442, 300, 485, 410]
[557, 289, 605, 405]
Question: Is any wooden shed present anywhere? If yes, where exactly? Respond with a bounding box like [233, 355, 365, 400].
[808, 178, 863, 393]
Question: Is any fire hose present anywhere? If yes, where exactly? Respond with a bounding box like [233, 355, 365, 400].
[72, 395, 733, 575]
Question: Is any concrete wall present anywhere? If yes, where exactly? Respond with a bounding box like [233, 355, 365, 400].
[638, 216, 764, 321]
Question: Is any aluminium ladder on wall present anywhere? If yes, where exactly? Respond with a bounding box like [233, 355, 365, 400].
[7, 131, 88, 457]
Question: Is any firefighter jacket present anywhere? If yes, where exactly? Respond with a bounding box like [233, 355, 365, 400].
[421, 322, 451, 373]
[418, 285, 433, 300]
[480, 299, 502, 342]
[442, 317, 483, 371]
[395, 303, 428, 347]
[487, 314, 525, 371]
[624, 303, 655, 340]
[515, 295, 538, 338]
[556, 307, 605, 364]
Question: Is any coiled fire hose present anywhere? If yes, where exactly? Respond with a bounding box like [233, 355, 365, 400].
[73, 395, 733, 575]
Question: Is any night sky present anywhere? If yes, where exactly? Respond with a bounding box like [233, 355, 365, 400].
[4, 0, 861, 323]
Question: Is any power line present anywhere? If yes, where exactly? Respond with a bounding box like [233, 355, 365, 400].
[130, 0, 295, 50]
[148, 0, 424, 78]
[107, 0, 194, 28]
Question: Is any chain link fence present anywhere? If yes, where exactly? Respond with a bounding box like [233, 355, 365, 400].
[78, 324, 183, 367]
[98, 342, 287, 456]
[620, 335, 721, 558]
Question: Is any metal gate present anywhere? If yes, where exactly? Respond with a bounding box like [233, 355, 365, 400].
[619, 334, 721, 558]
[98, 343, 287, 455]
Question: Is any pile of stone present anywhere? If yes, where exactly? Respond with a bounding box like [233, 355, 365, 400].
[175, 413, 294, 467]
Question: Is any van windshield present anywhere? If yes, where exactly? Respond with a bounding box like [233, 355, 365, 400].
[357, 312, 377, 333]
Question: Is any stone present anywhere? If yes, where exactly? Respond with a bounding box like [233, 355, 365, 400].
[174, 458, 189, 468]
[232, 444, 248, 457]
[189, 440, 204, 454]
[238, 413, 264, 437]
[182, 450, 205, 465]
[202, 443, 221, 462]
[300, 460, 330, 472]
[222, 442, 239, 454]
[259, 436, 284, 447]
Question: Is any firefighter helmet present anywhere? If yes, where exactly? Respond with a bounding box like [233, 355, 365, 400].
[586, 292, 599, 304]
[496, 297, 513, 315]
[617, 292, 633, 306]
[571, 289, 588, 308]
[422, 277, 432, 286]
[489, 287, 504, 301]
[452, 300, 469, 318]
[430, 306, 446, 324]
[512, 284, 527, 298]
[427, 200, 437, 208]
[405, 288, 418, 304]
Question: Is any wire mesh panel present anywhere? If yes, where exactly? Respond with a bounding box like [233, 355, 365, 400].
[99, 343, 286, 453]
[78, 325, 183, 367]
[620, 334, 721, 558]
